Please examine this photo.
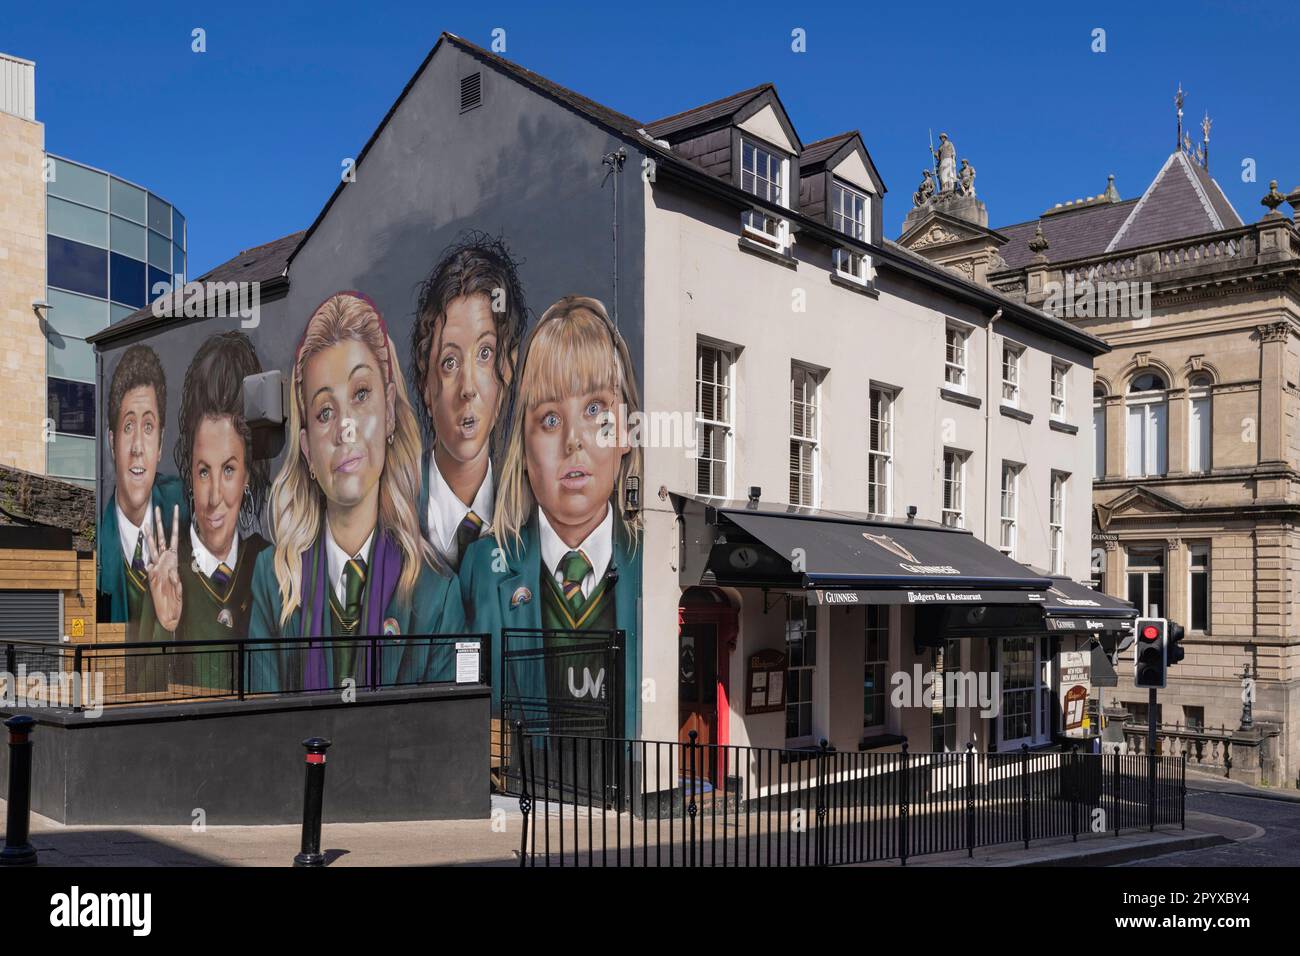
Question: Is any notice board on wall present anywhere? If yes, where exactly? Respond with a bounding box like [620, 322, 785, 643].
[746, 648, 787, 715]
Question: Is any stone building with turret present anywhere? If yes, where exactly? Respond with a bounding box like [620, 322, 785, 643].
[898, 121, 1300, 788]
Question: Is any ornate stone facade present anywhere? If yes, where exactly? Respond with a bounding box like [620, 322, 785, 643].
[900, 147, 1300, 788]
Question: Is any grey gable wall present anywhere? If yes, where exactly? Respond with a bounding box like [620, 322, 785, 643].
[279, 43, 648, 400]
[97, 42, 648, 495]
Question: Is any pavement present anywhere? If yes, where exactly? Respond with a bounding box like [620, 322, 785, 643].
[5, 794, 525, 867]
[1184, 767, 1300, 803]
[0, 791, 1271, 867]
[857, 811, 1248, 866]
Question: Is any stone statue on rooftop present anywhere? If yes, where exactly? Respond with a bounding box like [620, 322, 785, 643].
[932, 133, 957, 194]
[959, 159, 976, 197]
[913, 169, 935, 207]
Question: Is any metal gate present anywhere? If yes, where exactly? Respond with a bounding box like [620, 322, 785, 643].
[497, 628, 624, 796]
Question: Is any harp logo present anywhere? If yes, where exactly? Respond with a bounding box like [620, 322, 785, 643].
[862, 532, 918, 563]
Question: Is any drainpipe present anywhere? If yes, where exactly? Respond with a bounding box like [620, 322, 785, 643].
[980, 307, 1001, 755]
[601, 147, 627, 329]
[984, 309, 1002, 543]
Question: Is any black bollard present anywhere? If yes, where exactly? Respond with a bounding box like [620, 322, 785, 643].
[1, 715, 37, 866]
[293, 737, 331, 868]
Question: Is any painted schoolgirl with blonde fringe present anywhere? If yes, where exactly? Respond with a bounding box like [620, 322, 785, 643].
[459, 295, 642, 723]
[249, 291, 463, 692]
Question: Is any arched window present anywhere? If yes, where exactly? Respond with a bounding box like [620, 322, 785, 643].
[1126, 372, 1168, 477]
[1093, 383, 1107, 479]
[1188, 373, 1213, 472]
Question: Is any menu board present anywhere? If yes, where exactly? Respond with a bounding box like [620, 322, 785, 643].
[1058, 650, 1092, 737]
[746, 648, 787, 715]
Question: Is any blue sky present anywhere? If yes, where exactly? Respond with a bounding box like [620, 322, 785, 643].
[8, 0, 1297, 275]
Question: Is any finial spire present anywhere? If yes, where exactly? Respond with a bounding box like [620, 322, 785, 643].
[1175, 83, 1185, 150]
[1201, 111, 1212, 172]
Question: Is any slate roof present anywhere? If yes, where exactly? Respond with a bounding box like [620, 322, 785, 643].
[643, 84, 772, 139]
[1109, 151, 1242, 252]
[997, 200, 1137, 270]
[92, 230, 304, 342]
[197, 230, 305, 285]
[799, 132, 857, 172]
[993, 151, 1244, 270]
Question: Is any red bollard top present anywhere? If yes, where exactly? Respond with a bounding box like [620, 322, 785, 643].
[5, 715, 35, 743]
[302, 737, 332, 764]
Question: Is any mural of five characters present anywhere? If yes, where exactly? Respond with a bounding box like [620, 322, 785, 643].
[97, 235, 642, 716]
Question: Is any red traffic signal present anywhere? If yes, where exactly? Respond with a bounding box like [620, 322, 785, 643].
[1133, 617, 1167, 689]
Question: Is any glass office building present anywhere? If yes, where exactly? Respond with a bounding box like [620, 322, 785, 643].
[44, 155, 185, 487]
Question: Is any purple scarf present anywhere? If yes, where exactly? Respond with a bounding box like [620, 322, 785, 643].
[300, 528, 401, 690]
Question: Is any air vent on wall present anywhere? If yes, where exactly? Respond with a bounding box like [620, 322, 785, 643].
[460, 72, 482, 113]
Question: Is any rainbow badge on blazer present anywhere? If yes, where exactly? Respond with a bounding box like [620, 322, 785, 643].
[511, 586, 532, 609]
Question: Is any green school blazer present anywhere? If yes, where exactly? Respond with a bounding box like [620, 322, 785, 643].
[246, 539, 466, 693]
[136, 531, 270, 690]
[97, 474, 188, 626]
[457, 513, 641, 734]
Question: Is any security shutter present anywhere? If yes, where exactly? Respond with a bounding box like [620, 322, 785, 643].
[0, 591, 62, 642]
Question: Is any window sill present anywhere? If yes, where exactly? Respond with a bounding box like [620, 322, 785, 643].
[737, 235, 797, 269]
[858, 732, 907, 752]
[830, 271, 878, 298]
[999, 404, 1034, 424]
[939, 387, 981, 409]
[1049, 418, 1078, 435]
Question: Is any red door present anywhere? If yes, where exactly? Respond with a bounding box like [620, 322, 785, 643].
[678, 588, 738, 787]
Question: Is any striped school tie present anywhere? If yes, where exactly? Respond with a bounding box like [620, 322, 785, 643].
[558, 550, 592, 614]
[131, 531, 146, 574]
[210, 562, 233, 591]
[454, 510, 483, 569]
[343, 557, 367, 621]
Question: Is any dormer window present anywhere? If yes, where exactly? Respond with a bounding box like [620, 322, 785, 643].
[831, 180, 871, 283]
[740, 138, 789, 251]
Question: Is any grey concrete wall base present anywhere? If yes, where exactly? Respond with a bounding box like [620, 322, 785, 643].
[0, 686, 490, 825]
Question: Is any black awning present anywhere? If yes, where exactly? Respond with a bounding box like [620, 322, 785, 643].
[672, 493, 1051, 604]
[1034, 572, 1136, 633]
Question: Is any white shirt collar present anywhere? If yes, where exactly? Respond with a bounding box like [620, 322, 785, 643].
[324, 522, 376, 605]
[190, 523, 240, 578]
[538, 505, 613, 600]
[116, 499, 150, 567]
[425, 454, 494, 562]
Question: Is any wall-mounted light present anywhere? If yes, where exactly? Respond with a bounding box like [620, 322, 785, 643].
[32, 299, 51, 319]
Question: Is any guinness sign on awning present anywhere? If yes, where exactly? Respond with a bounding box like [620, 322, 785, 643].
[1033, 572, 1137, 633]
[672, 493, 1051, 604]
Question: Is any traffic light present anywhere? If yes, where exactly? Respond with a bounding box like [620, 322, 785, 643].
[1133, 617, 1167, 688]
[1166, 620, 1186, 668]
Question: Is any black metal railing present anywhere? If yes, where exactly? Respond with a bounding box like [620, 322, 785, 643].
[0, 634, 487, 709]
[513, 729, 1185, 867]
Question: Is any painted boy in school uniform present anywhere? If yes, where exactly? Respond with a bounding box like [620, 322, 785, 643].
[97, 344, 186, 645]
[459, 296, 642, 734]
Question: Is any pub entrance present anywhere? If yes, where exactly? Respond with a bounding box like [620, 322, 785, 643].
[677, 587, 736, 788]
